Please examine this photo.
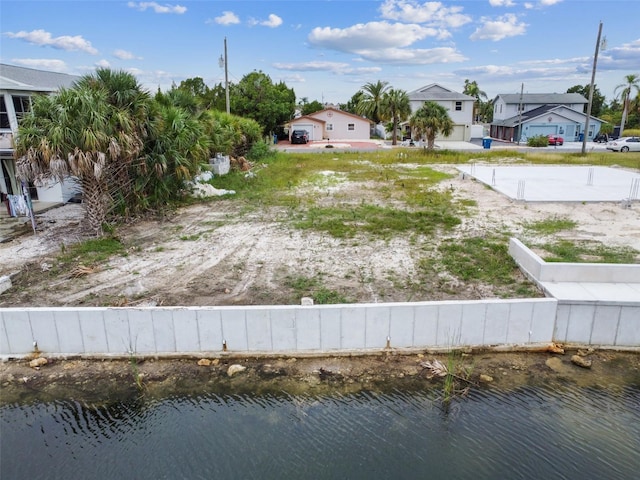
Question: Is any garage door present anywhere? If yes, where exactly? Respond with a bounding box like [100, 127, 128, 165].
[527, 125, 556, 138]
[293, 124, 316, 141]
[437, 125, 465, 141]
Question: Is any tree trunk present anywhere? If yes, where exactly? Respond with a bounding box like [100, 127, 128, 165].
[81, 176, 108, 236]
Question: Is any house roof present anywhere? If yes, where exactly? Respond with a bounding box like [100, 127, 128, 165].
[0, 63, 79, 92]
[291, 115, 326, 125]
[493, 104, 603, 127]
[408, 83, 475, 102]
[311, 107, 373, 123]
[494, 92, 587, 105]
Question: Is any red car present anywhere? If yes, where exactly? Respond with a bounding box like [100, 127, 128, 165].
[547, 134, 564, 146]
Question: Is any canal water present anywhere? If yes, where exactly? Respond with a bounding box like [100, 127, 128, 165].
[2, 384, 639, 479]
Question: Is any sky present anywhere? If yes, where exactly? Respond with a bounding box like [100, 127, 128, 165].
[1, 0, 639, 105]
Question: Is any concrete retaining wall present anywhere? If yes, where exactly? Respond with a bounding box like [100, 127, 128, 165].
[0, 299, 557, 358]
[509, 238, 640, 283]
[555, 302, 640, 347]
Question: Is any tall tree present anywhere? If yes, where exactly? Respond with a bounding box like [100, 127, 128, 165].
[340, 91, 364, 115]
[615, 74, 640, 134]
[409, 101, 454, 150]
[463, 79, 487, 123]
[356, 80, 389, 124]
[230, 71, 295, 135]
[16, 85, 142, 235]
[567, 84, 605, 117]
[300, 99, 324, 116]
[381, 88, 411, 145]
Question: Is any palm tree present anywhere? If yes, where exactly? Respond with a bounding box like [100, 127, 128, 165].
[463, 79, 488, 123]
[381, 88, 411, 145]
[356, 80, 389, 124]
[16, 85, 141, 235]
[15, 69, 150, 235]
[409, 101, 454, 150]
[614, 74, 640, 135]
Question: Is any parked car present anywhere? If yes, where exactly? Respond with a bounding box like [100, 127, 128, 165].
[593, 133, 614, 143]
[547, 134, 564, 146]
[291, 130, 309, 144]
[606, 137, 640, 152]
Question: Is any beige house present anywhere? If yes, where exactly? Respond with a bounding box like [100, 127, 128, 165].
[406, 83, 475, 141]
[289, 108, 372, 141]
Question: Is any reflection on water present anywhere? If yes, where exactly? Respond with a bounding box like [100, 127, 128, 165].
[2, 386, 639, 480]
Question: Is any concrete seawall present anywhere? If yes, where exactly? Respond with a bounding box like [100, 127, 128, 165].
[1, 299, 557, 358]
[2, 238, 638, 359]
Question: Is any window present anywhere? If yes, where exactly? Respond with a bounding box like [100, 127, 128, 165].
[0, 97, 9, 129]
[455, 101, 462, 111]
[348, 123, 354, 131]
[326, 123, 333, 131]
[12, 96, 31, 122]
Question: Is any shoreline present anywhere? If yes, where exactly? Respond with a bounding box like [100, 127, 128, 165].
[2, 349, 639, 405]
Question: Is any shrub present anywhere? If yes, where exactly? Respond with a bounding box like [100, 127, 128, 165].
[621, 128, 640, 137]
[527, 135, 549, 147]
[247, 139, 275, 161]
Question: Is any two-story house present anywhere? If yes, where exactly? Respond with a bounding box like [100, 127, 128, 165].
[490, 93, 604, 142]
[406, 84, 475, 141]
[1, 63, 79, 205]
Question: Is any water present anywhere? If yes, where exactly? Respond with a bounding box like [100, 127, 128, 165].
[2, 385, 639, 480]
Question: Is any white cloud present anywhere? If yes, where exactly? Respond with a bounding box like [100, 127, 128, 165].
[489, 0, 515, 6]
[588, 38, 640, 72]
[540, 0, 563, 5]
[127, 2, 186, 14]
[379, 0, 472, 28]
[260, 14, 283, 28]
[309, 21, 439, 51]
[470, 14, 527, 41]
[273, 61, 382, 75]
[113, 49, 142, 60]
[356, 47, 467, 65]
[95, 59, 111, 68]
[212, 11, 240, 25]
[10, 58, 68, 71]
[4, 29, 98, 54]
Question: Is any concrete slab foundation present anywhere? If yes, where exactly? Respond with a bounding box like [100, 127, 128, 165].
[457, 165, 640, 202]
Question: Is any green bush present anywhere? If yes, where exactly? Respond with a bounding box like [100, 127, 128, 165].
[527, 135, 549, 147]
[621, 128, 640, 137]
[247, 139, 276, 161]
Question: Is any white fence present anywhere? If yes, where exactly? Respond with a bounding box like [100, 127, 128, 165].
[1, 299, 557, 358]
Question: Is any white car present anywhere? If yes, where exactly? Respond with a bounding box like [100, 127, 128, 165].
[606, 136, 640, 152]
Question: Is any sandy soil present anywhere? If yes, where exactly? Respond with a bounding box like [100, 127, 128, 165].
[2, 349, 639, 404]
[1, 163, 639, 307]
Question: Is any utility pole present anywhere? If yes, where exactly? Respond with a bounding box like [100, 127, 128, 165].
[582, 21, 603, 155]
[517, 83, 524, 145]
[219, 37, 230, 114]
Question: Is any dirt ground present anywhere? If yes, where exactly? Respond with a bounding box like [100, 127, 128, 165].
[2, 349, 639, 404]
[1, 162, 639, 307]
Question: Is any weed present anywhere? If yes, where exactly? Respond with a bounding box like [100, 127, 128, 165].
[57, 237, 126, 268]
[180, 234, 201, 241]
[523, 216, 577, 234]
[540, 240, 638, 263]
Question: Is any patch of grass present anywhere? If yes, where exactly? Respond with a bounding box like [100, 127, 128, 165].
[284, 274, 349, 304]
[540, 240, 638, 263]
[313, 287, 349, 305]
[523, 216, 577, 234]
[436, 236, 518, 284]
[58, 237, 126, 267]
[294, 203, 460, 239]
[180, 234, 201, 241]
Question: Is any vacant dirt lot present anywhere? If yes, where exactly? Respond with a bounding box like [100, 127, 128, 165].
[1, 162, 639, 307]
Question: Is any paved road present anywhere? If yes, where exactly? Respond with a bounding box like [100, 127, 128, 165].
[274, 139, 615, 153]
